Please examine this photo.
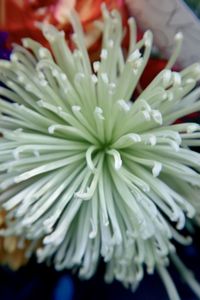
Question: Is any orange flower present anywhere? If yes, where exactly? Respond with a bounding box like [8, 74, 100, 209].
[0, 210, 29, 269]
[0, 0, 128, 53]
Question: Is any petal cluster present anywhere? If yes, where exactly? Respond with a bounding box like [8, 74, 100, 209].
[0, 6, 200, 299]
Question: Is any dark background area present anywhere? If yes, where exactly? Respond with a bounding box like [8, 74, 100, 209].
[0, 231, 200, 300]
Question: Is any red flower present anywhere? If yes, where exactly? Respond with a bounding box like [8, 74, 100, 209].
[140, 58, 167, 89]
[0, 0, 128, 53]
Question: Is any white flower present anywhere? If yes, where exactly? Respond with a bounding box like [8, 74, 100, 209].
[0, 6, 200, 300]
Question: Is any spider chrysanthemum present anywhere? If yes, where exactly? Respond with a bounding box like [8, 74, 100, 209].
[0, 6, 200, 300]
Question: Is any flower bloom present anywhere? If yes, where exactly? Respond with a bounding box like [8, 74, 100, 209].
[0, 6, 200, 299]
